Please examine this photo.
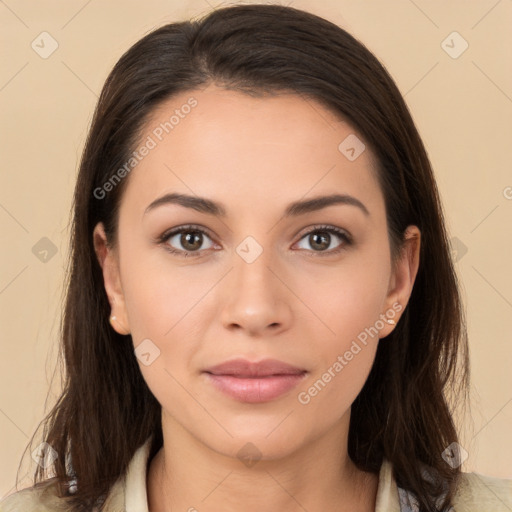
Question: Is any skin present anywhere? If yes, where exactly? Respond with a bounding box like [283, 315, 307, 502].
[93, 84, 420, 512]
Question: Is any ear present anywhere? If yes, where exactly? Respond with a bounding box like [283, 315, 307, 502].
[379, 225, 421, 339]
[93, 222, 130, 335]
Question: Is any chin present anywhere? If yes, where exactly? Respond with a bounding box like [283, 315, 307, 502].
[200, 420, 310, 461]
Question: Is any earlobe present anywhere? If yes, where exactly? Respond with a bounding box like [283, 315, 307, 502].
[109, 314, 131, 336]
[92, 222, 131, 336]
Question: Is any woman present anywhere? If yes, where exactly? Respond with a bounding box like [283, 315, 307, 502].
[2, 4, 510, 512]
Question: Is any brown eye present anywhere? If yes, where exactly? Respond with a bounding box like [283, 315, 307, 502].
[160, 226, 215, 257]
[295, 226, 352, 255]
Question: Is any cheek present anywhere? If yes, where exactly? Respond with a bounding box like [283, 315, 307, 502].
[119, 244, 213, 341]
[117, 248, 205, 400]
[297, 340, 378, 422]
[297, 256, 389, 344]
[293, 253, 388, 407]
[297, 307, 380, 418]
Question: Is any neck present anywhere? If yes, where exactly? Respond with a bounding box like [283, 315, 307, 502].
[147, 411, 379, 512]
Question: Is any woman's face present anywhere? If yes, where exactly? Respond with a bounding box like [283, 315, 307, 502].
[94, 85, 420, 460]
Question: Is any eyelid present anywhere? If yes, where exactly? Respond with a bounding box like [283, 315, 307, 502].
[157, 224, 215, 242]
[296, 224, 352, 243]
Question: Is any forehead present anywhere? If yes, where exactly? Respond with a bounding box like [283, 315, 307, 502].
[119, 85, 384, 221]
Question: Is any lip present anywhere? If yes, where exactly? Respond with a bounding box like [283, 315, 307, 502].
[204, 358, 306, 377]
[203, 358, 307, 403]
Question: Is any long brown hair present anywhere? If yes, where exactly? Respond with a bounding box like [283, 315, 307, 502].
[19, 4, 469, 511]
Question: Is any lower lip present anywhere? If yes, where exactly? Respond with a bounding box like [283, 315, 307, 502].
[204, 372, 307, 403]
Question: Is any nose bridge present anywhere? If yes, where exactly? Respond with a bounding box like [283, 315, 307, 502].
[220, 235, 291, 335]
[233, 237, 279, 304]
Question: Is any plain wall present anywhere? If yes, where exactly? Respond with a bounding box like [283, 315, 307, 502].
[1, 0, 511, 498]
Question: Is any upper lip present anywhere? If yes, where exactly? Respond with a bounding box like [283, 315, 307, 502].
[203, 358, 307, 377]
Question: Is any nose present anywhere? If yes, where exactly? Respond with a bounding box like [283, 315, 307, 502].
[220, 248, 292, 337]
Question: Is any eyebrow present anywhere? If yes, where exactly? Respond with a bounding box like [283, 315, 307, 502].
[144, 192, 370, 218]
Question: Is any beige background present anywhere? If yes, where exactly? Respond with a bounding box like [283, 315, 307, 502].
[1, 0, 511, 499]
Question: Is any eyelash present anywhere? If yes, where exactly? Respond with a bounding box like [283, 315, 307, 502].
[157, 224, 353, 258]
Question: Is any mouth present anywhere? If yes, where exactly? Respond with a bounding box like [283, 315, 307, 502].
[202, 358, 307, 403]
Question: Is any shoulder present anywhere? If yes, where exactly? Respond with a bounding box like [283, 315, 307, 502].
[0, 477, 124, 512]
[0, 479, 68, 512]
[451, 470, 512, 511]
